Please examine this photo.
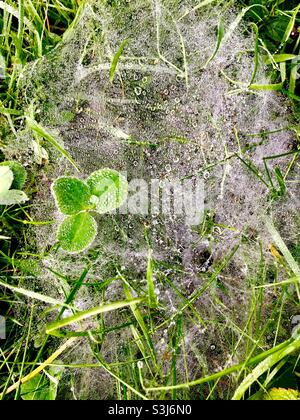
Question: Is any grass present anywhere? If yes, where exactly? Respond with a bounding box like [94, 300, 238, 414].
[0, 0, 300, 401]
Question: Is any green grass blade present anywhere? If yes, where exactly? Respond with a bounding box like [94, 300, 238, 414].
[179, 0, 221, 21]
[0, 279, 73, 308]
[249, 23, 259, 85]
[123, 282, 159, 371]
[46, 298, 145, 334]
[0, 107, 23, 116]
[266, 218, 300, 279]
[26, 117, 80, 171]
[232, 336, 300, 400]
[280, 4, 300, 47]
[142, 337, 298, 393]
[109, 39, 128, 82]
[203, 18, 225, 68]
[249, 82, 283, 91]
[265, 54, 299, 64]
[146, 250, 158, 309]
[223, 5, 267, 44]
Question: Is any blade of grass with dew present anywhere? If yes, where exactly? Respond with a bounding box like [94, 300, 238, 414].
[289, 59, 298, 94]
[249, 23, 259, 85]
[223, 5, 267, 44]
[15, 305, 34, 399]
[159, 271, 206, 326]
[232, 335, 300, 400]
[57, 264, 92, 319]
[129, 324, 154, 377]
[178, 0, 220, 22]
[109, 39, 128, 82]
[150, 243, 240, 334]
[280, 3, 300, 48]
[140, 336, 299, 393]
[265, 54, 299, 64]
[26, 117, 80, 171]
[93, 351, 148, 400]
[254, 277, 300, 289]
[203, 18, 224, 69]
[123, 282, 160, 372]
[280, 62, 286, 83]
[171, 315, 183, 399]
[0, 107, 23, 116]
[17, 0, 25, 63]
[46, 298, 145, 334]
[249, 82, 283, 91]
[146, 250, 158, 309]
[0, 1, 36, 33]
[266, 218, 300, 279]
[0, 338, 78, 399]
[0, 279, 74, 309]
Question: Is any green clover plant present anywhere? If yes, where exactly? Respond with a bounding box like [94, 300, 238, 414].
[0, 161, 28, 205]
[52, 169, 128, 253]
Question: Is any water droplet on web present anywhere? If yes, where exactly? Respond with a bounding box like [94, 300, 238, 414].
[203, 171, 210, 180]
[134, 87, 142, 96]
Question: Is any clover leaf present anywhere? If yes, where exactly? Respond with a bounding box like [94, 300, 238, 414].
[87, 169, 128, 214]
[57, 212, 98, 253]
[0, 165, 28, 205]
[0, 161, 27, 189]
[52, 169, 128, 253]
[0, 166, 13, 194]
[52, 177, 92, 215]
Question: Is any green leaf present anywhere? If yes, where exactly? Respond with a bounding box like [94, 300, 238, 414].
[47, 364, 65, 400]
[0, 190, 29, 205]
[87, 169, 128, 214]
[52, 177, 92, 215]
[0, 166, 13, 194]
[21, 375, 52, 400]
[264, 388, 300, 401]
[0, 161, 27, 189]
[57, 213, 97, 253]
[20, 365, 64, 401]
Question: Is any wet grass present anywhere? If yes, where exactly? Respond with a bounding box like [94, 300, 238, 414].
[0, 0, 300, 400]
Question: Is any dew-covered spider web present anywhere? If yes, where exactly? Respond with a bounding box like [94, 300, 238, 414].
[6, 0, 300, 399]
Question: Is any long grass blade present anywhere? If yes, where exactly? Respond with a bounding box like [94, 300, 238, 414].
[46, 298, 145, 334]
